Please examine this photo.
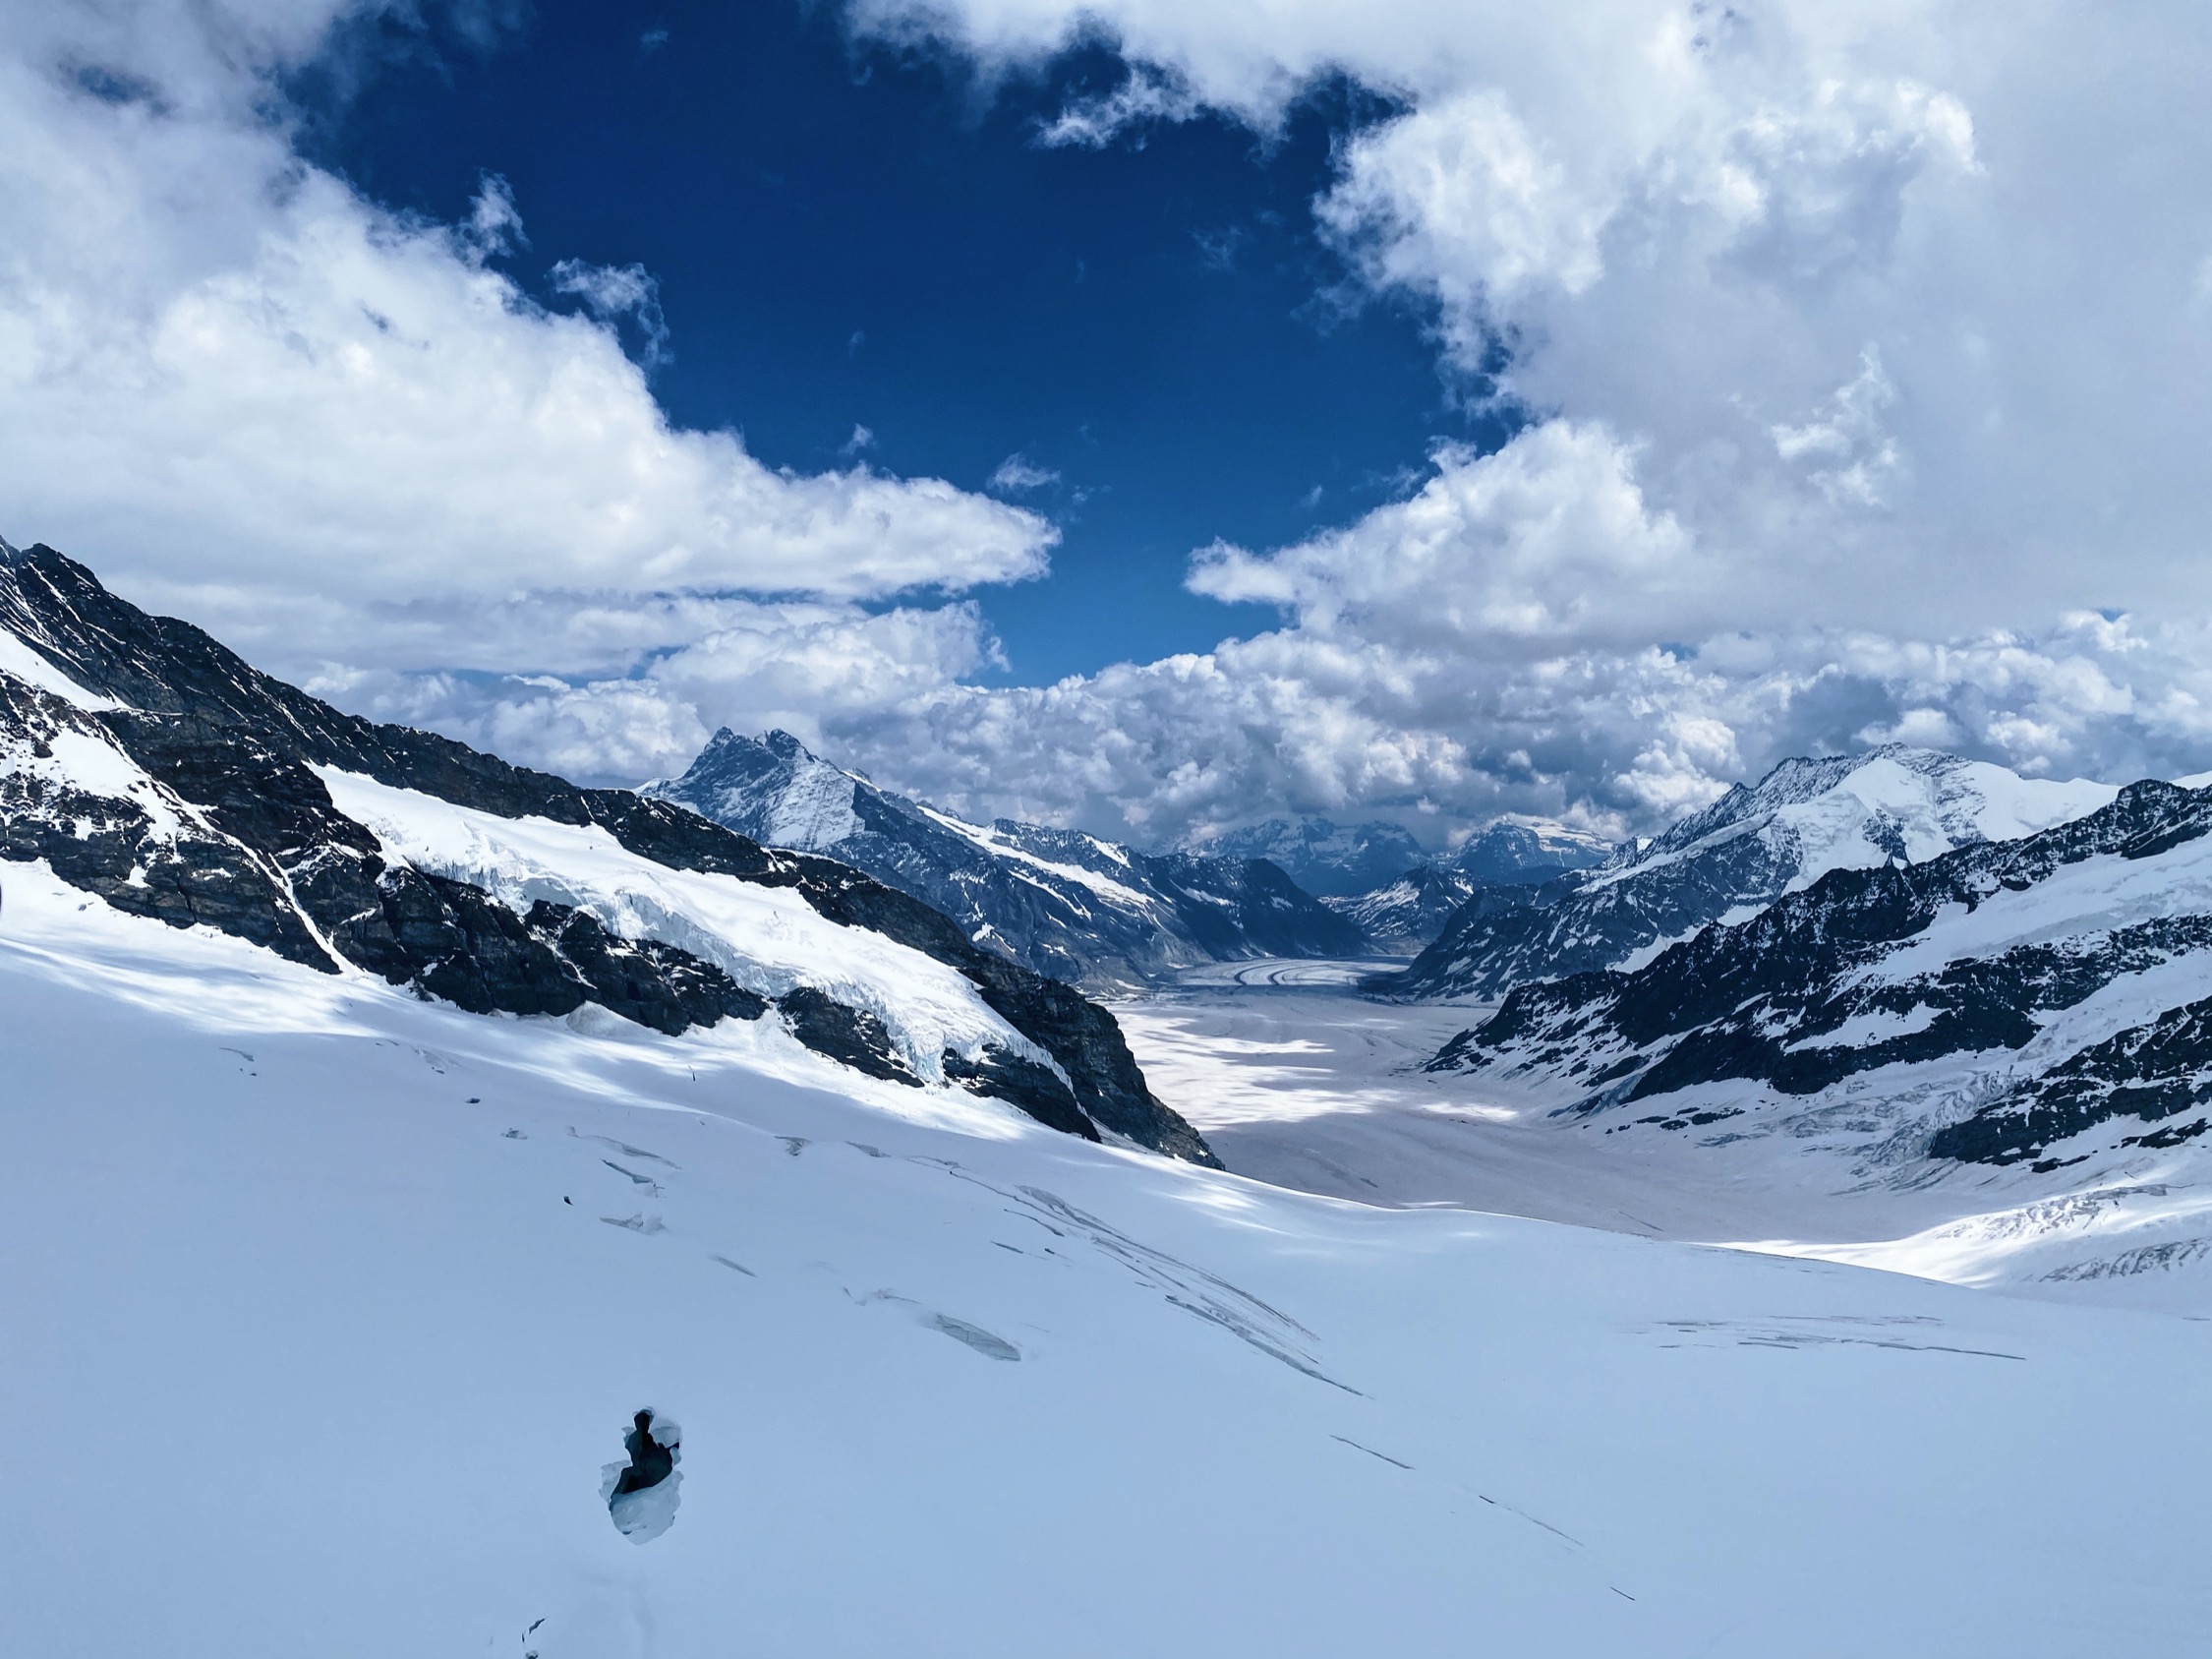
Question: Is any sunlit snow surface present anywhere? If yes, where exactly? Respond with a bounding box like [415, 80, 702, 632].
[10, 892, 2212, 1654]
[319, 766, 1063, 1088]
[1118, 963, 2212, 1310]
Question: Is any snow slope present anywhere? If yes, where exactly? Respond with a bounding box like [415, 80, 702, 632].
[320, 767, 1049, 1086]
[11, 865, 2212, 1656]
[1197, 815, 1430, 897]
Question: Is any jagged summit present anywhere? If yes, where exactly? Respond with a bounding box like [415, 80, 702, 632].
[1381, 744, 2117, 1001]
[647, 728, 1363, 987]
[0, 542, 1214, 1164]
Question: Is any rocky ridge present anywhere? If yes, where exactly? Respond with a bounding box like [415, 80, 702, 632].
[648, 728, 1361, 988]
[1380, 747, 2115, 1000]
[1426, 778, 2212, 1173]
[0, 540, 1214, 1164]
[1324, 821, 1616, 954]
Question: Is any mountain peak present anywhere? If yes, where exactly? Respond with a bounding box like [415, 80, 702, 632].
[1385, 744, 2120, 1001]
[1199, 816, 1429, 898]
[648, 736, 1363, 984]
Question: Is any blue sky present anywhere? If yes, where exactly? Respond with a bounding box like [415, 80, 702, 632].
[7, 0, 2212, 844]
[293, 0, 1501, 685]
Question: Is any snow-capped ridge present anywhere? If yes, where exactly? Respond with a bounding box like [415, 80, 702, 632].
[0, 541, 1213, 1164]
[1384, 745, 2118, 1000]
[1427, 775, 2212, 1186]
[648, 729, 1360, 986]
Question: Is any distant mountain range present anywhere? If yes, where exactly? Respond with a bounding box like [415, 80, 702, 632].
[646, 730, 1363, 988]
[1378, 747, 2116, 1000]
[1323, 820, 1616, 953]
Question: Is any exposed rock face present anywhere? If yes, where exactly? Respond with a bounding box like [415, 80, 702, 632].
[1198, 816, 1430, 899]
[0, 542, 1212, 1164]
[647, 728, 1361, 988]
[1446, 820, 1613, 887]
[1426, 779, 2212, 1170]
[1382, 747, 2116, 1001]
[1324, 865, 1483, 955]
[1312, 822, 1613, 954]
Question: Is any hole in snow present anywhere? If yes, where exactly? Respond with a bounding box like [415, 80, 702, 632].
[601, 1408, 681, 1543]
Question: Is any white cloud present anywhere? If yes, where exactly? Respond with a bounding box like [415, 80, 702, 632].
[988, 453, 1061, 493]
[0, 1, 1052, 693]
[548, 253, 669, 365]
[798, 0, 2212, 839]
[1189, 422, 1695, 657]
[844, 1, 2212, 643]
[1034, 62, 1199, 147]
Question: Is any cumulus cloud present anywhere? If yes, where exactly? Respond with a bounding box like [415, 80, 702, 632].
[801, 606, 2212, 847]
[854, 0, 2154, 647]
[1189, 423, 1696, 657]
[0, 0, 1052, 700]
[802, 0, 2212, 839]
[12, 0, 2212, 844]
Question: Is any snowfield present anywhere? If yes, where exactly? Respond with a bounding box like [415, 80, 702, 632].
[11, 882, 2212, 1655]
[318, 766, 1064, 1089]
[1116, 967, 2212, 1310]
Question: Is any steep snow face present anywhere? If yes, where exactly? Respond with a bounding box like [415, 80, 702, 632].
[648, 730, 1362, 986]
[1325, 864, 1482, 954]
[657, 729, 862, 850]
[1388, 746, 2118, 1000]
[0, 622, 122, 712]
[1420, 781, 2212, 1293]
[909, 804, 1163, 915]
[1591, 748, 2117, 897]
[15, 860, 2212, 1655]
[1328, 823, 1616, 954]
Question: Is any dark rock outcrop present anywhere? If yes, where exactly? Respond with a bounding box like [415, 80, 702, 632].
[1426, 778, 2212, 1167]
[0, 542, 1213, 1164]
[1378, 747, 2109, 1002]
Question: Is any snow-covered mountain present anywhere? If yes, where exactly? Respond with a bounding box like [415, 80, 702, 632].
[16, 539, 2212, 1651]
[1423, 776, 2212, 1280]
[1327, 821, 1618, 954]
[0, 540, 1212, 1163]
[1198, 816, 1430, 898]
[1449, 818, 1615, 886]
[1383, 747, 2117, 1000]
[647, 729, 1362, 987]
[16, 729, 2212, 1654]
[1324, 864, 1483, 954]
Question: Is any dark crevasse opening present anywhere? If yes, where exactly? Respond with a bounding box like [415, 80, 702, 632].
[600, 1408, 681, 1543]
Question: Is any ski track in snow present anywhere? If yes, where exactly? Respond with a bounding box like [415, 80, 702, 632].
[12, 891, 2212, 1653]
